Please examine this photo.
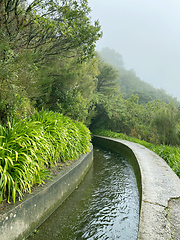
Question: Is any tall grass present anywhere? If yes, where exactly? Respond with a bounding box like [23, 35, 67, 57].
[93, 129, 180, 178]
[0, 110, 91, 204]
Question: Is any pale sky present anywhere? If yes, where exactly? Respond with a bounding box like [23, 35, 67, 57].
[88, 0, 180, 100]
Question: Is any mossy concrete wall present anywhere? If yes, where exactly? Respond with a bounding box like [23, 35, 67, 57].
[0, 146, 93, 240]
[93, 135, 180, 240]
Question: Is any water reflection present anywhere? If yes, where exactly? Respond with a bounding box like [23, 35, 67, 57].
[28, 147, 139, 240]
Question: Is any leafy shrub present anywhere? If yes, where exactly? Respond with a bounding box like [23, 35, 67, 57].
[0, 110, 91, 204]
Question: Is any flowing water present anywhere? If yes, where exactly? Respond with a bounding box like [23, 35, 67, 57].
[28, 146, 139, 240]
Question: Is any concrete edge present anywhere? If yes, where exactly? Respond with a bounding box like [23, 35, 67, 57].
[92, 135, 180, 240]
[0, 145, 93, 240]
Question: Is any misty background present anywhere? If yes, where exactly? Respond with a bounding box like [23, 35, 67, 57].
[88, 0, 180, 101]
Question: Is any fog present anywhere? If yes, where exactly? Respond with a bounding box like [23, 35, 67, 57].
[88, 0, 180, 101]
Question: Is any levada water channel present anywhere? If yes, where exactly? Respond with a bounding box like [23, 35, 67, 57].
[27, 146, 139, 240]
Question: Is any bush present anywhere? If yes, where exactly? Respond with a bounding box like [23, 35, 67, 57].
[0, 110, 91, 204]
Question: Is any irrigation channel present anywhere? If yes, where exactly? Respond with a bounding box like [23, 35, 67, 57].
[27, 146, 139, 240]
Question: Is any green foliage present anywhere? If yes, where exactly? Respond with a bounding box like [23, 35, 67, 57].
[92, 129, 180, 178]
[30, 110, 91, 161]
[94, 47, 180, 146]
[56, 88, 89, 122]
[0, 0, 102, 62]
[98, 47, 124, 68]
[37, 56, 99, 123]
[96, 58, 119, 94]
[90, 51, 180, 146]
[150, 101, 179, 145]
[91, 90, 180, 146]
[0, 0, 102, 125]
[99, 48, 180, 107]
[90, 57, 121, 129]
[0, 111, 91, 204]
[0, 40, 37, 124]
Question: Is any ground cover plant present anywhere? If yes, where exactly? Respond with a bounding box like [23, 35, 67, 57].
[93, 129, 180, 178]
[0, 110, 91, 204]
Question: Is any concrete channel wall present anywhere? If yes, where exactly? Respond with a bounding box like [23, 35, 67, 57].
[93, 135, 180, 240]
[0, 146, 93, 240]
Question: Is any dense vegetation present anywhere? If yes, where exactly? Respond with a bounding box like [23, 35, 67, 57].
[1, 0, 180, 203]
[99, 47, 180, 107]
[0, 110, 91, 203]
[0, 0, 101, 204]
[0, 0, 102, 125]
[91, 92, 180, 146]
[92, 129, 180, 178]
[90, 49, 180, 147]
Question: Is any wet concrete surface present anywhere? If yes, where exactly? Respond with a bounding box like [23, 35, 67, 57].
[168, 197, 180, 240]
[119, 140, 180, 240]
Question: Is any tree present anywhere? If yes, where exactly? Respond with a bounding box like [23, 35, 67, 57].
[151, 101, 180, 145]
[99, 47, 124, 68]
[0, 0, 102, 124]
[99, 48, 180, 107]
[90, 58, 120, 129]
[96, 58, 119, 95]
[36, 55, 99, 122]
[0, 0, 102, 63]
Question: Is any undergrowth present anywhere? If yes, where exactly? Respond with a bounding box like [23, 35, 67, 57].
[0, 110, 91, 204]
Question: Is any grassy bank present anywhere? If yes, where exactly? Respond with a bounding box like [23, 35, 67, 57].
[0, 110, 91, 204]
[92, 129, 180, 178]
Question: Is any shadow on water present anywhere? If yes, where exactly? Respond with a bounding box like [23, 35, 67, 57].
[28, 146, 139, 240]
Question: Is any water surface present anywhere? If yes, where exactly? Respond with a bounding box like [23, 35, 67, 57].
[28, 147, 139, 240]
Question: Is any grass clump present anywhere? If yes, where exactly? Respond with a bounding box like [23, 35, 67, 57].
[93, 129, 180, 178]
[0, 110, 91, 204]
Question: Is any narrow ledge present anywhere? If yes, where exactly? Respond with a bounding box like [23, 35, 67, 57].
[167, 196, 180, 239]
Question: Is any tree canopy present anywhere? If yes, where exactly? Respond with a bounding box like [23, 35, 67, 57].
[0, 0, 102, 123]
[0, 0, 102, 61]
[1, 2, 180, 147]
[99, 47, 180, 107]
